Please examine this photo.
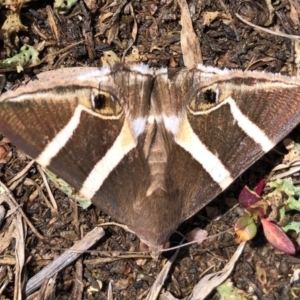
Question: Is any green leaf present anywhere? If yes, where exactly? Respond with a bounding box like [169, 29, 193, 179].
[266, 178, 300, 213]
[45, 168, 92, 209]
[0, 44, 39, 72]
[282, 221, 300, 234]
[217, 279, 246, 300]
[54, 0, 78, 14]
[234, 215, 257, 242]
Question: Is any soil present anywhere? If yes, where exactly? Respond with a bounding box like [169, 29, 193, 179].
[0, 0, 300, 299]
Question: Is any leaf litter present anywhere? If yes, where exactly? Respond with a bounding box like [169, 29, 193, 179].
[0, 0, 300, 299]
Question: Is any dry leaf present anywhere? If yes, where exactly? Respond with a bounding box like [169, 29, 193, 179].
[202, 11, 230, 26]
[177, 0, 202, 68]
[83, 0, 98, 12]
[289, 0, 300, 26]
[0, 145, 7, 161]
[0, 221, 15, 254]
[255, 264, 268, 286]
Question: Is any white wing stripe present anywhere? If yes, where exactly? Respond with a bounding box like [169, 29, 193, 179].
[36, 105, 83, 167]
[227, 97, 275, 152]
[175, 116, 233, 190]
[80, 119, 137, 199]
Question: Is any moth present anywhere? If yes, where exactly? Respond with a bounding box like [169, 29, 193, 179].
[1, 63, 300, 253]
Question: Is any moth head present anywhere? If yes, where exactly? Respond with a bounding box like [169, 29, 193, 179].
[81, 89, 123, 119]
[188, 83, 231, 113]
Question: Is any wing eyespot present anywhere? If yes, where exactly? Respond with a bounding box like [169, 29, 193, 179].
[188, 84, 221, 112]
[91, 91, 123, 118]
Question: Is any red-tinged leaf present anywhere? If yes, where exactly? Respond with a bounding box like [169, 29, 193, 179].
[238, 186, 260, 208]
[247, 200, 268, 218]
[261, 218, 296, 255]
[255, 180, 265, 196]
[234, 215, 257, 243]
[123, 264, 132, 276]
[185, 227, 208, 245]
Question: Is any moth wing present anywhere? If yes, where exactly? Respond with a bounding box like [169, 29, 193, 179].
[157, 66, 300, 227]
[0, 65, 154, 228]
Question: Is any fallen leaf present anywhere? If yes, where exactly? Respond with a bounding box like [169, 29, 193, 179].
[185, 228, 208, 245]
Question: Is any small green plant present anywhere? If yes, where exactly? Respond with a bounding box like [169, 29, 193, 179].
[54, 0, 78, 14]
[0, 44, 39, 72]
[217, 279, 247, 300]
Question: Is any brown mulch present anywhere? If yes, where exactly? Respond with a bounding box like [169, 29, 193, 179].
[0, 0, 300, 299]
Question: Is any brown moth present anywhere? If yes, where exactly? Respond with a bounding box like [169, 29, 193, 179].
[1, 63, 300, 253]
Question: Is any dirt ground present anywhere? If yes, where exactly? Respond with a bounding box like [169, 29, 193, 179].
[0, 0, 300, 299]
